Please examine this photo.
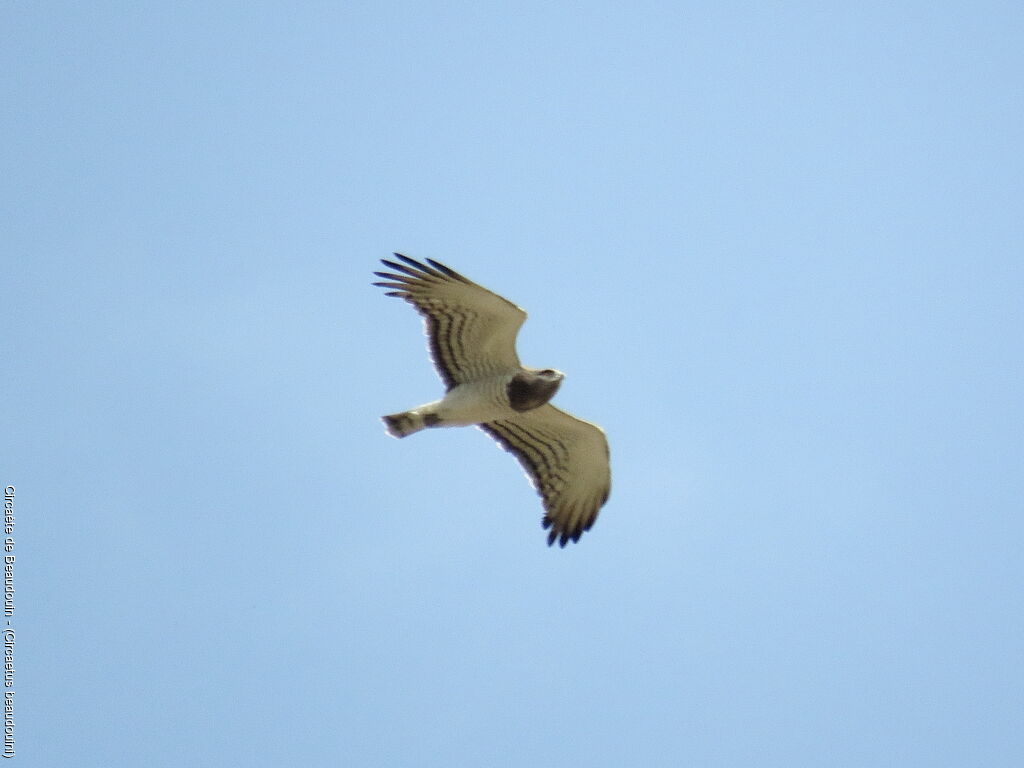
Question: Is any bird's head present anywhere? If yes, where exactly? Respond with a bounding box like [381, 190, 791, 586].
[508, 368, 565, 412]
[535, 369, 566, 399]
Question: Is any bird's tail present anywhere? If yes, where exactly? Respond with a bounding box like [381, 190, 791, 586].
[381, 409, 436, 438]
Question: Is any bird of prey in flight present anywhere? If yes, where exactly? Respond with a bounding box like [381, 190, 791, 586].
[373, 254, 611, 547]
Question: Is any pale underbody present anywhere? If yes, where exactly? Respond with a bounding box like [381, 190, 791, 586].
[405, 373, 518, 427]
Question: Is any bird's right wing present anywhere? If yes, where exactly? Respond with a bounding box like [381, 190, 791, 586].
[373, 254, 527, 390]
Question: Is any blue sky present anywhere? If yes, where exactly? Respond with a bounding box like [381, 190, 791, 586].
[4, 2, 1023, 766]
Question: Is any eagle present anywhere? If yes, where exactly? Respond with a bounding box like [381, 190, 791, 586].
[373, 254, 611, 547]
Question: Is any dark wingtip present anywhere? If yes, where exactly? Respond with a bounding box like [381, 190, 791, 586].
[380, 259, 423, 277]
[424, 258, 468, 282]
[382, 254, 461, 282]
[542, 513, 587, 548]
[373, 270, 413, 281]
[394, 253, 431, 271]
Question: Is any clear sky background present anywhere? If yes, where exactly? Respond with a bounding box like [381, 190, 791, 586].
[4, 2, 1023, 766]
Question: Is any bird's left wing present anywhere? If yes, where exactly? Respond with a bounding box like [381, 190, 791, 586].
[480, 405, 611, 547]
[373, 254, 526, 389]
